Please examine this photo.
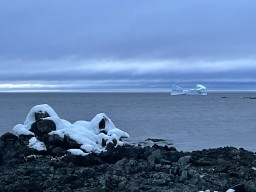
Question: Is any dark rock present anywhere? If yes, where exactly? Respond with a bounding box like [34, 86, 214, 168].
[46, 134, 64, 147]
[214, 164, 229, 173]
[146, 138, 166, 142]
[231, 183, 246, 192]
[105, 142, 116, 154]
[243, 96, 256, 99]
[244, 180, 256, 192]
[178, 155, 191, 166]
[0, 132, 18, 147]
[100, 143, 126, 164]
[1, 133, 256, 192]
[160, 159, 172, 165]
[125, 159, 148, 174]
[101, 138, 106, 147]
[99, 118, 105, 130]
[31, 119, 56, 137]
[70, 153, 103, 166]
[34, 111, 50, 121]
[147, 149, 162, 165]
[51, 147, 67, 156]
[192, 157, 216, 166]
[105, 169, 128, 191]
[63, 135, 81, 149]
[179, 170, 188, 182]
[43, 133, 81, 151]
[18, 135, 33, 146]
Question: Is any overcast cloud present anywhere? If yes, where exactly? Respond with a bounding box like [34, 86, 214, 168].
[0, 0, 256, 91]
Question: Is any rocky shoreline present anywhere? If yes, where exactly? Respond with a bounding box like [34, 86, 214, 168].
[1, 132, 256, 192]
[1, 105, 256, 192]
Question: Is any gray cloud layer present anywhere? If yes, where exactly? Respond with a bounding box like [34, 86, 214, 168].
[0, 0, 256, 91]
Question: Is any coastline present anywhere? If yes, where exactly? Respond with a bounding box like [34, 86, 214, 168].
[1, 132, 256, 192]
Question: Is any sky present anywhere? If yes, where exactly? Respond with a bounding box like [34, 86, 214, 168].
[0, 0, 256, 92]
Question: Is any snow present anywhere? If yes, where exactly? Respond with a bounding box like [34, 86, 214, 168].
[198, 190, 233, 192]
[107, 127, 130, 138]
[13, 124, 34, 136]
[67, 149, 89, 156]
[28, 137, 47, 151]
[12, 104, 62, 134]
[24, 104, 59, 127]
[13, 104, 129, 154]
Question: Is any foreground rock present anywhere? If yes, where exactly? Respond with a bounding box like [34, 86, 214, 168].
[0, 132, 256, 192]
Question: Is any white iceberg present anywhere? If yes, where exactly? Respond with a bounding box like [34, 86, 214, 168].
[171, 84, 207, 96]
[170, 85, 185, 95]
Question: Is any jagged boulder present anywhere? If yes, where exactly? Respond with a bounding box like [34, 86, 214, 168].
[0, 132, 18, 148]
[34, 111, 50, 121]
[18, 135, 34, 146]
[31, 119, 56, 138]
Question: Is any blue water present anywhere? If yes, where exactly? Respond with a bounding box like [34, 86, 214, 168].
[0, 92, 256, 151]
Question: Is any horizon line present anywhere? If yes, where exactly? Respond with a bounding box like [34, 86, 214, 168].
[0, 89, 256, 93]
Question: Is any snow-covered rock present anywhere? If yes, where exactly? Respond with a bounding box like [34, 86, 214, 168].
[67, 149, 89, 156]
[13, 104, 129, 154]
[28, 137, 47, 151]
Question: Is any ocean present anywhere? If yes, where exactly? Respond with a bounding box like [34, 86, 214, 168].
[0, 92, 255, 152]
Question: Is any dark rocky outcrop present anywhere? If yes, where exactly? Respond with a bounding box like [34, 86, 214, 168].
[31, 119, 56, 138]
[243, 97, 256, 100]
[0, 131, 256, 192]
[1, 112, 256, 191]
[23, 112, 123, 153]
[34, 111, 50, 121]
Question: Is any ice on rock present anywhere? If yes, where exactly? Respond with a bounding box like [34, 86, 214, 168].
[198, 190, 234, 192]
[13, 104, 129, 154]
[67, 149, 89, 156]
[13, 124, 34, 136]
[24, 104, 59, 126]
[28, 137, 47, 151]
[171, 84, 207, 96]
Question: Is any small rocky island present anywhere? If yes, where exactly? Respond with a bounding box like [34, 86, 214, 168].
[0, 104, 255, 192]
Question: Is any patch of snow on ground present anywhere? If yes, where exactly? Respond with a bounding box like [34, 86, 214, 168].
[28, 137, 47, 151]
[198, 190, 234, 192]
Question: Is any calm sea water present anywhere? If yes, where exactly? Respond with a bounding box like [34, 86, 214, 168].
[0, 92, 256, 152]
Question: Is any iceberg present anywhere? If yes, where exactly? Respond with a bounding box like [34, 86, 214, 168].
[171, 84, 207, 96]
[170, 85, 185, 95]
